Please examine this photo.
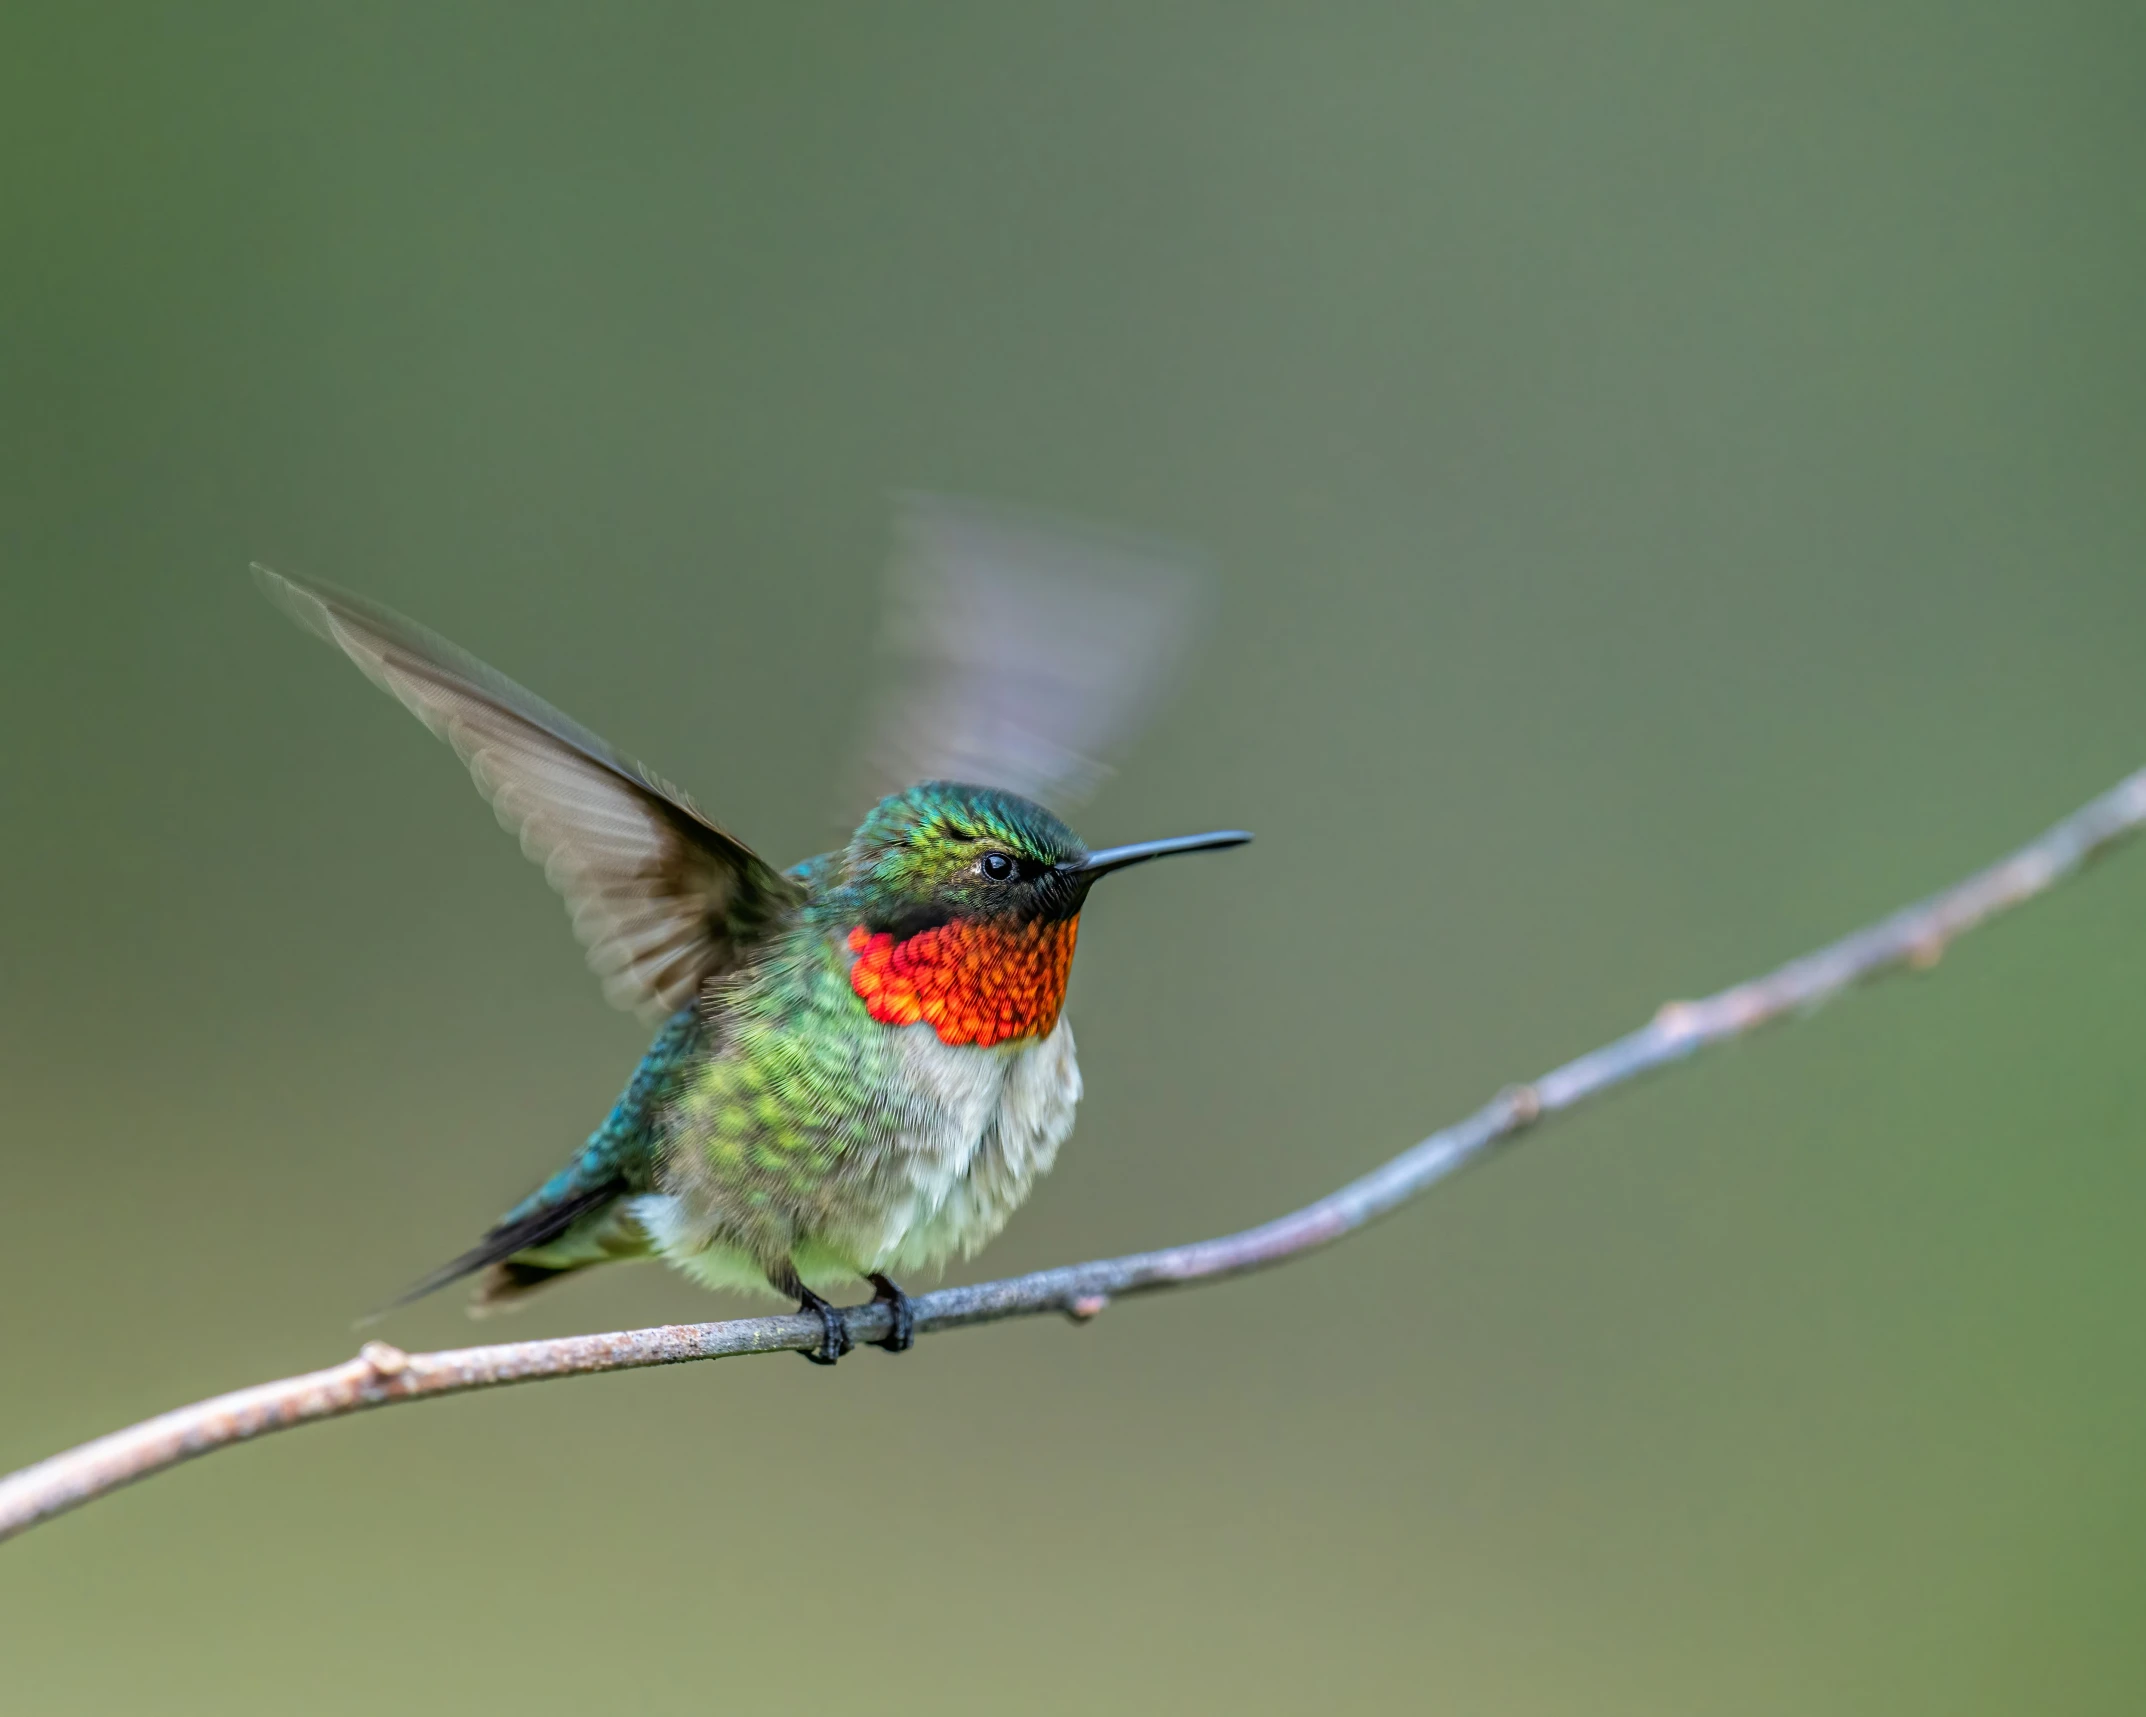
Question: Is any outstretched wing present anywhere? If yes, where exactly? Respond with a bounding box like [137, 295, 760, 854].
[255, 565, 804, 1020]
[849, 493, 1213, 816]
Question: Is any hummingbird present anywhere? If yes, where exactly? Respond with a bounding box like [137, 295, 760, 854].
[256, 497, 1248, 1362]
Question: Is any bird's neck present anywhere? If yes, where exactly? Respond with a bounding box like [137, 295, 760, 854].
[846, 917, 1080, 1048]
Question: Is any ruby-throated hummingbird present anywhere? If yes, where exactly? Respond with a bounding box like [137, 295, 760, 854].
[257, 497, 1248, 1362]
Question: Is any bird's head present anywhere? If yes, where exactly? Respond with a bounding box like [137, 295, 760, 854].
[830, 781, 1248, 1047]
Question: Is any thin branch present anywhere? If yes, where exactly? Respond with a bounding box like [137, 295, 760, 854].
[8, 767, 2146, 1546]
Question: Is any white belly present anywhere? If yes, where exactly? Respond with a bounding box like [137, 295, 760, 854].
[874, 1013, 1083, 1274]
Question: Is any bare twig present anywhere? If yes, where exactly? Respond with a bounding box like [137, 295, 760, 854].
[7, 766, 2146, 1546]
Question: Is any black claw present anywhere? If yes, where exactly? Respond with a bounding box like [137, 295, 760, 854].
[795, 1288, 851, 1365]
[868, 1273, 916, 1353]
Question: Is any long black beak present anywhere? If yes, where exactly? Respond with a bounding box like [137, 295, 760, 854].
[1066, 829, 1253, 878]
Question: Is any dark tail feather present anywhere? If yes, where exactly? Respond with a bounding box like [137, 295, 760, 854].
[469, 1258, 586, 1314]
[362, 1178, 627, 1324]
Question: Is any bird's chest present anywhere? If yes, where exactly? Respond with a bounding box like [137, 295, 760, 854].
[873, 1014, 1083, 1269]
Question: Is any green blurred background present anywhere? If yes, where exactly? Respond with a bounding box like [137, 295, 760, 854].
[5, 4, 2145, 1711]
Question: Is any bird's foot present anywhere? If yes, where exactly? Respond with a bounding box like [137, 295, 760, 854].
[794, 1288, 851, 1366]
[867, 1273, 916, 1353]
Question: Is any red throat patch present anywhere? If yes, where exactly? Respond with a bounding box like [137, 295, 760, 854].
[847, 918, 1080, 1048]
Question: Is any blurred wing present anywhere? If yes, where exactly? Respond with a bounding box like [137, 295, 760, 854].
[255, 565, 804, 1021]
[851, 493, 1213, 814]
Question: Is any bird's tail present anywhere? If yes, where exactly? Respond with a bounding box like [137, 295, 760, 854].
[361, 1177, 628, 1325]
[364, 1006, 698, 1324]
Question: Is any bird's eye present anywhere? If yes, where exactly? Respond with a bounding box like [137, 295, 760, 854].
[981, 852, 1014, 881]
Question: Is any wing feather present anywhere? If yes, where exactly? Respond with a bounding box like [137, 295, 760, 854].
[850, 493, 1214, 815]
[255, 564, 802, 1019]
